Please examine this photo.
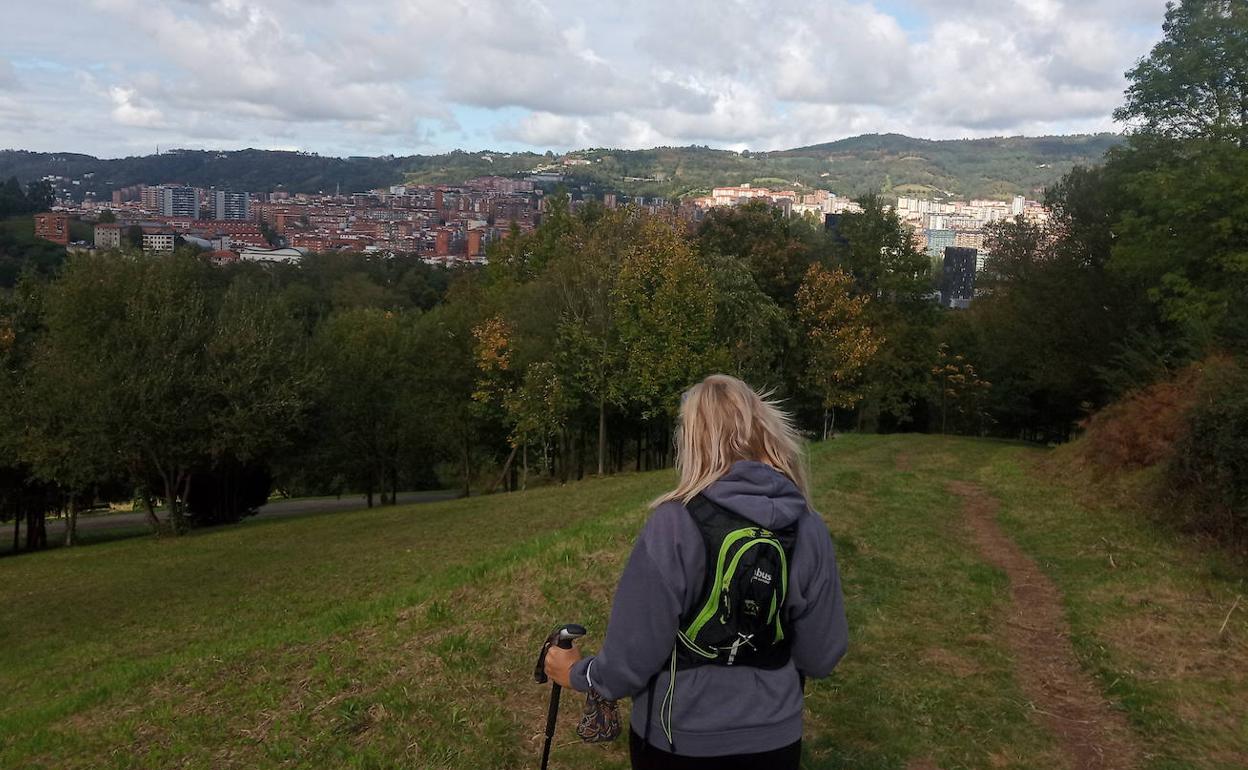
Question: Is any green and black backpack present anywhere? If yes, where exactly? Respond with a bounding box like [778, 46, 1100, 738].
[647, 493, 798, 749]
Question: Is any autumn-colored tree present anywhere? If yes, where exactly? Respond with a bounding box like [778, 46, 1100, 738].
[931, 343, 993, 435]
[797, 264, 883, 438]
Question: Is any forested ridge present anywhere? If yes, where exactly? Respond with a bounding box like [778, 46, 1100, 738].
[0, 132, 1120, 202]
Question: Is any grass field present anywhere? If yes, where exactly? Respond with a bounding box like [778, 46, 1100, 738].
[1, 435, 1244, 769]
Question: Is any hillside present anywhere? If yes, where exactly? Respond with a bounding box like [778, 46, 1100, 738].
[0, 133, 1121, 203]
[1, 435, 1242, 769]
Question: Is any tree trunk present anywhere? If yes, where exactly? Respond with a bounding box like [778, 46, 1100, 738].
[521, 441, 529, 491]
[597, 396, 606, 476]
[142, 492, 161, 534]
[26, 508, 47, 550]
[12, 511, 19, 551]
[461, 433, 472, 498]
[391, 464, 399, 507]
[577, 428, 585, 481]
[822, 408, 830, 441]
[178, 472, 194, 532]
[490, 446, 518, 493]
[63, 497, 78, 547]
[558, 430, 570, 484]
[162, 473, 183, 536]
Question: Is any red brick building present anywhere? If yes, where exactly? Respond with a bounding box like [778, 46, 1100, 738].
[33, 213, 69, 245]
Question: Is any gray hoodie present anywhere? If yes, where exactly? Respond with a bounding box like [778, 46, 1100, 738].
[569, 460, 848, 756]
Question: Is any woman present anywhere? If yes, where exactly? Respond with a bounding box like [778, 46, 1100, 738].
[545, 374, 848, 769]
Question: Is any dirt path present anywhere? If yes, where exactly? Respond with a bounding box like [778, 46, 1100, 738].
[948, 480, 1140, 770]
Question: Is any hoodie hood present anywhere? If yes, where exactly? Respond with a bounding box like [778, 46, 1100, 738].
[700, 460, 808, 529]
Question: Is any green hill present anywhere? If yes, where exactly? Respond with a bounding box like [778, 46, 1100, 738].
[0, 133, 1121, 204]
[1, 435, 1240, 768]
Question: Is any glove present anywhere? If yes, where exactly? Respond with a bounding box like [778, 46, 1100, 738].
[576, 688, 621, 743]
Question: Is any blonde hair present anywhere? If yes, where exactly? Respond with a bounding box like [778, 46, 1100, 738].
[653, 374, 809, 508]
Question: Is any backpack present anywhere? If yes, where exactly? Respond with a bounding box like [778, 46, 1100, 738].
[646, 493, 798, 751]
[675, 493, 797, 669]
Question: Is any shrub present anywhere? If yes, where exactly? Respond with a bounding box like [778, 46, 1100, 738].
[1166, 358, 1248, 545]
[1076, 362, 1206, 474]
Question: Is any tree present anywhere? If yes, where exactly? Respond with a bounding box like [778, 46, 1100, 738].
[550, 207, 630, 475]
[97, 209, 117, 224]
[0, 177, 30, 218]
[835, 195, 936, 430]
[703, 252, 791, 388]
[931, 343, 993, 435]
[193, 276, 316, 524]
[796, 264, 884, 438]
[1115, 0, 1248, 145]
[611, 214, 720, 422]
[0, 275, 54, 550]
[696, 199, 827, 304]
[27, 253, 314, 535]
[24, 180, 54, 212]
[312, 308, 426, 508]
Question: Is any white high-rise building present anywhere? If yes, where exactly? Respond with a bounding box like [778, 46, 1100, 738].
[214, 190, 250, 220]
[161, 186, 199, 219]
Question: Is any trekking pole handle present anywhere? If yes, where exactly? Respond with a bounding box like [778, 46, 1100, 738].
[535, 623, 587, 684]
[555, 624, 587, 649]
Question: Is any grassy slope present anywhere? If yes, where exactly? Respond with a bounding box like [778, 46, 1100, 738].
[0, 435, 1243, 768]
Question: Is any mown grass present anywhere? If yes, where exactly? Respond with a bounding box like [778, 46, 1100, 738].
[1, 435, 1243, 768]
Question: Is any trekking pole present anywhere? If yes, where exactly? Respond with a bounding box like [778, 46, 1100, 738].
[534, 623, 586, 770]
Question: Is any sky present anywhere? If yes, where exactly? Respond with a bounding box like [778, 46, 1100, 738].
[0, 0, 1170, 159]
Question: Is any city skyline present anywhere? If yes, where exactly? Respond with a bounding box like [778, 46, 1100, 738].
[1, 0, 1169, 159]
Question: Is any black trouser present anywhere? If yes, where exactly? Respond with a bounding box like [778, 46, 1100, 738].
[629, 729, 801, 770]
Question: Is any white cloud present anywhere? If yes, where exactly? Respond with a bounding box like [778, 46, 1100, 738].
[0, 0, 1173, 156]
[108, 85, 166, 127]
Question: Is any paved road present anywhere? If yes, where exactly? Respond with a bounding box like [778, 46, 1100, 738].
[9, 491, 460, 546]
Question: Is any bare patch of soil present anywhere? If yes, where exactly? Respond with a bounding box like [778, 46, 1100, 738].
[895, 451, 914, 471]
[920, 646, 982, 678]
[949, 481, 1141, 770]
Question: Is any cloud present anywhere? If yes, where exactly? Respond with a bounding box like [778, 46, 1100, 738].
[0, 58, 19, 92]
[2, 0, 1173, 156]
[108, 85, 166, 127]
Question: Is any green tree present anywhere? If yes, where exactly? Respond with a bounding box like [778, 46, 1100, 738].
[611, 214, 720, 422]
[835, 195, 936, 429]
[312, 308, 427, 507]
[550, 207, 631, 475]
[696, 199, 828, 304]
[24, 180, 54, 211]
[1116, 0, 1248, 145]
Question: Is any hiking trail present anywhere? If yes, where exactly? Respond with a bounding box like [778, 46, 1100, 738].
[948, 480, 1141, 770]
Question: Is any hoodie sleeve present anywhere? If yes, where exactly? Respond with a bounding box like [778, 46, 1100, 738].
[569, 501, 704, 698]
[787, 511, 848, 679]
